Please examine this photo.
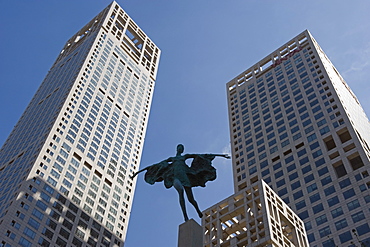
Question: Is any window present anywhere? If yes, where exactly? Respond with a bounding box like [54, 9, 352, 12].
[347, 199, 360, 210]
[327, 196, 339, 207]
[289, 119, 298, 127]
[314, 112, 324, 120]
[56, 237, 67, 247]
[287, 163, 296, 172]
[324, 136, 336, 151]
[62, 219, 73, 231]
[32, 209, 44, 220]
[293, 190, 303, 200]
[260, 160, 268, 169]
[19, 237, 32, 247]
[273, 162, 282, 170]
[318, 167, 329, 176]
[290, 126, 299, 134]
[298, 210, 309, 220]
[59, 227, 70, 240]
[349, 154, 365, 170]
[47, 176, 57, 187]
[43, 184, 54, 195]
[319, 226, 331, 238]
[299, 156, 309, 166]
[62, 179, 72, 188]
[301, 112, 309, 120]
[321, 176, 332, 186]
[307, 183, 317, 193]
[249, 166, 257, 175]
[36, 200, 48, 211]
[302, 165, 312, 174]
[312, 203, 323, 214]
[287, 113, 296, 120]
[307, 133, 317, 142]
[23, 227, 36, 239]
[333, 161, 347, 178]
[315, 157, 325, 167]
[291, 181, 301, 190]
[305, 174, 314, 183]
[339, 231, 352, 244]
[275, 170, 283, 179]
[324, 185, 336, 196]
[289, 172, 298, 181]
[38, 237, 50, 247]
[270, 146, 278, 154]
[343, 188, 355, 200]
[309, 193, 320, 203]
[293, 133, 302, 140]
[338, 128, 352, 143]
[276, 179, 285, 187]
[322, 239, 336, 247]
[281, 139, 289, 147]
[312, 149, 322, 158]
[46, 219, 57, 230]
[28, 218, 40, 230]
[356, 223, 370, 236]
[331, 207, 343, 218]
[50, 210, 60, 221]
[339, 178, 351, 188]
[269, 139, 276, 147]
[315, 214, 327, 225]
[50, 169, 60, 179]
[351, 211, 365, 223]
[307, 233, 315, 243]
[320, 126, 330, 135]
[40, 192, 51, 202]
[296, 200, 306, 210]
[309, 141, 320, 150]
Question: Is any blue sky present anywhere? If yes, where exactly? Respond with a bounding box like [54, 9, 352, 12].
[0, 1, 369, 246]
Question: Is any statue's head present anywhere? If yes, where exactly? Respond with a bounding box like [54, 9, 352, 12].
[177, 144, 184, 154]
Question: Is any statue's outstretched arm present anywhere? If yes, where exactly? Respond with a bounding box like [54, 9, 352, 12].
[130, 167, 148, 179]
[130, 158, 171, 179]
[211, 154, 231, 159]
[185, 153, 231, 160]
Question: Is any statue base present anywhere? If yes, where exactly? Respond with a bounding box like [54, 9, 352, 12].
[178, 218, 202, 247]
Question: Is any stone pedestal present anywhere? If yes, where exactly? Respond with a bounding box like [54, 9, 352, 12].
[178, 219, 203, 247]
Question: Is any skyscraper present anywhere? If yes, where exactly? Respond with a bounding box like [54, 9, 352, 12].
[0, 1, 160, 246]
[226, 30, 370, 246]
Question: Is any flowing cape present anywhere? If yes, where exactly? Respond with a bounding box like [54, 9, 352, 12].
[144, 154, 217, 189]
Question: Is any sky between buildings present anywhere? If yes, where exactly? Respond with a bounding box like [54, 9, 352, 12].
[0, 1, 369, 246]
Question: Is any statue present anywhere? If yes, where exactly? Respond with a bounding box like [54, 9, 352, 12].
[131, 144, 230, 222]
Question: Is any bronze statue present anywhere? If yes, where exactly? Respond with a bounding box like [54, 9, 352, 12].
[131, 144, 230, 222]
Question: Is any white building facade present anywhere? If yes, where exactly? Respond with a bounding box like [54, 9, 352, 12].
[226, 30, 370, 246]
[203, 180, 309, 247]
[0, 2, 160, 246]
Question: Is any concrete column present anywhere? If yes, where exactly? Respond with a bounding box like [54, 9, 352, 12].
[178, 219, 203, 247]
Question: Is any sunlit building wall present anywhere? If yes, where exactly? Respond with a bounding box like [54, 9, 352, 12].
[0, 1, 160, 246]
[202, 180, 309, 247]
[226, 30, 370, 246]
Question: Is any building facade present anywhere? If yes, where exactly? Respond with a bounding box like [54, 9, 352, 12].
[0, 1, 160, 246]
[226, 30, 370, 246]
[203, 180, 309, 247]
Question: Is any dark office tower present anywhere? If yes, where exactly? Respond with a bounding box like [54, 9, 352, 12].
[225, 30, 370, 246]
[0, 2, 160, 246]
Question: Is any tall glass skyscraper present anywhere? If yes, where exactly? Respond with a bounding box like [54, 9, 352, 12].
[0, 1, 160, 246]
[226, 30, 370, 246]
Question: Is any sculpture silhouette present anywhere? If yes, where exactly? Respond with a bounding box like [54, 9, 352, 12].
[131, 144, 230, 221]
